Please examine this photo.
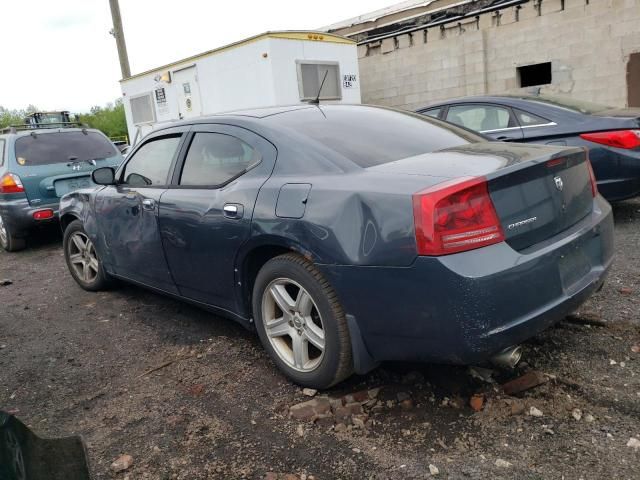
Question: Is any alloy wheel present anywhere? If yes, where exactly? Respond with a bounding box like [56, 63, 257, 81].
[262, 278, 326, 372]
[67, 232, 100, 283]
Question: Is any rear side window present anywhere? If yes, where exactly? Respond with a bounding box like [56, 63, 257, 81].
[180, 133, 261, 186]
[269, 106, 481, 168]
[446, 105, 514, 132]
[421, 108, 441, 118]
[514, 109, 550, 127]
[14, 131, 117, 166]
[122, 136, 181, 186]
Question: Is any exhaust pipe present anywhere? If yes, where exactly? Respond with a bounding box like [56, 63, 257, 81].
[490, 345, 522, 369]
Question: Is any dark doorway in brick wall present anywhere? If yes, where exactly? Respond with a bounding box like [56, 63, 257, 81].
[628, 53, 640, 107]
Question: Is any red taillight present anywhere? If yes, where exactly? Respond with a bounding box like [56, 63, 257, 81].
[33, 209, 54, 220]
[580, 130, 640, 149]
[0, 173, 25, 194]
[413, 177, 505, 256]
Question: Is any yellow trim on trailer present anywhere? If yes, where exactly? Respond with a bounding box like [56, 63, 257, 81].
[120, 30, 354, 83]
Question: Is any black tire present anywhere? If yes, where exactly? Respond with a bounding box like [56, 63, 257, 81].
[63, 220, 112, 291]
[0, 215, 26, 252]
[253, 253, 353, 388]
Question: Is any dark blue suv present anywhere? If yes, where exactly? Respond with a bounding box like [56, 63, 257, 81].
[0, 124, 122, 251]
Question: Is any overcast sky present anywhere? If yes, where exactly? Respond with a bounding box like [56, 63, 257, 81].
[0, 0, 398, 113]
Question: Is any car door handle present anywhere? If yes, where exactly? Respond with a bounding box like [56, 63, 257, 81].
[142, 199, 155, 210]
[223, 203, 244, 219]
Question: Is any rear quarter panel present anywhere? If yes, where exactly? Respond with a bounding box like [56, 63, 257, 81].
[250, 171, 439, 267]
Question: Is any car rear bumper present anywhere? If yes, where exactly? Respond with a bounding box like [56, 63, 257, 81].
[319, 195, 614, 366]
[597, 176, 640, 202]
[0, 197, 59, 236]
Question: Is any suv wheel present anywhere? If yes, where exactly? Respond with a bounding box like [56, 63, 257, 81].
[0, 214, 26, 252]
[253, 253, 353, 388]
[63, 220, 111, 291]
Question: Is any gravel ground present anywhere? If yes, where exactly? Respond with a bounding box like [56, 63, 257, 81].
[1, 198, 639, 480]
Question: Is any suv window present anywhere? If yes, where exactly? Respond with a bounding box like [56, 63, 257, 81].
[514, 108, 550, 127]
[14, 131, 117, 166]
[446, 105, 514, 132]
[180, 133, 261, 186]
[122, 136, 181, 186]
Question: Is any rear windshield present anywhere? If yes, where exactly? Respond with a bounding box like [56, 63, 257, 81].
[268, 105, 482, 168]
[14, 131, 118, 166]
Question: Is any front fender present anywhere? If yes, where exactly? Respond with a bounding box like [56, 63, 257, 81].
[59, 188, 100, 242]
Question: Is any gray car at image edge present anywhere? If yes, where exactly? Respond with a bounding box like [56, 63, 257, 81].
[58, 105, 614, 388]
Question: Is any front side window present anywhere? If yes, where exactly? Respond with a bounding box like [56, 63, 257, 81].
[180, 133, 261, 186]
[298, 62, 341, 101]
[446, 105, 514, 132]
[122, 136, 181, 186]
[14, 131, 118, 166]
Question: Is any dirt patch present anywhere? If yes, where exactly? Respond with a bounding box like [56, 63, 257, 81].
[1, 199, 639, 479]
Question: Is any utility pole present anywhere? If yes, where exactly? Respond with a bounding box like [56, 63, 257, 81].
[109, 0, 131, 79]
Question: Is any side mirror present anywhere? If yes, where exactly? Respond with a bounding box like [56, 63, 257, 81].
[92, 167, 116, 185]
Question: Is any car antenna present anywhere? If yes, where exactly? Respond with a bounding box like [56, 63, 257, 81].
[309, 70, 329, 105]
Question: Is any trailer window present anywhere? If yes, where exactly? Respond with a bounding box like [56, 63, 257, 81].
[297, 62, 341, 101]
[130, 93, 156, 125]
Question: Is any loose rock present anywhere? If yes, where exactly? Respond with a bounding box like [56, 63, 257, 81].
[528, 406, 543, 417]
[572, 408, 582, 421]
[111, 454, 133, 472]
[428, 464, 439, 475]
[502, 371, 547, 396]
[627, 437, 640, 450]
[495, 459, 512, 468]
[469, 394, 484, 412]
[290, 397, 331, 422]
[0, 279, 12, 286]
[302, 388, 317, 397]
[400, 399, 414, 410]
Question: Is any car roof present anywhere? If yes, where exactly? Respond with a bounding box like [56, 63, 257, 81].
[418, 95, 541, 110]
[151, 104, 383, 132]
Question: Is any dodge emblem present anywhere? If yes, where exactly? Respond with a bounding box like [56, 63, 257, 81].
[554, 176, 564, 191]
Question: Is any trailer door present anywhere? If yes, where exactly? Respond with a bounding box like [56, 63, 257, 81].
[173, 66, 202, 119]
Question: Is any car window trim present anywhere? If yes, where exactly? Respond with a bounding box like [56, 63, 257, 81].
[169, 126, 265, 190]
[116, 128, 189, 188]
[0, 139, 5, 166]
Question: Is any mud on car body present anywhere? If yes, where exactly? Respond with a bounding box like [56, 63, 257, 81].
[59, 105, 614, 388]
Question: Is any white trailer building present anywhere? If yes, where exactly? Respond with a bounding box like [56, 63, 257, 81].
[120, 31, 361, 143]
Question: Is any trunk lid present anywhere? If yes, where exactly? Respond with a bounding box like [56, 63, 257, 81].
[368, 142, 594, 251]
[487, 149, 592, 251]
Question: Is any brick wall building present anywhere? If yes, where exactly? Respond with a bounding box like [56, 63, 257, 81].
[327, 0, 640, 109]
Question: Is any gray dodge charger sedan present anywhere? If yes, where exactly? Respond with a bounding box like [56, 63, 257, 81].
[59, 105, 614, 388]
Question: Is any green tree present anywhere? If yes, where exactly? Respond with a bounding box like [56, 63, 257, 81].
[80, 99, 127, 140]
[0, 107, 29, 129]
